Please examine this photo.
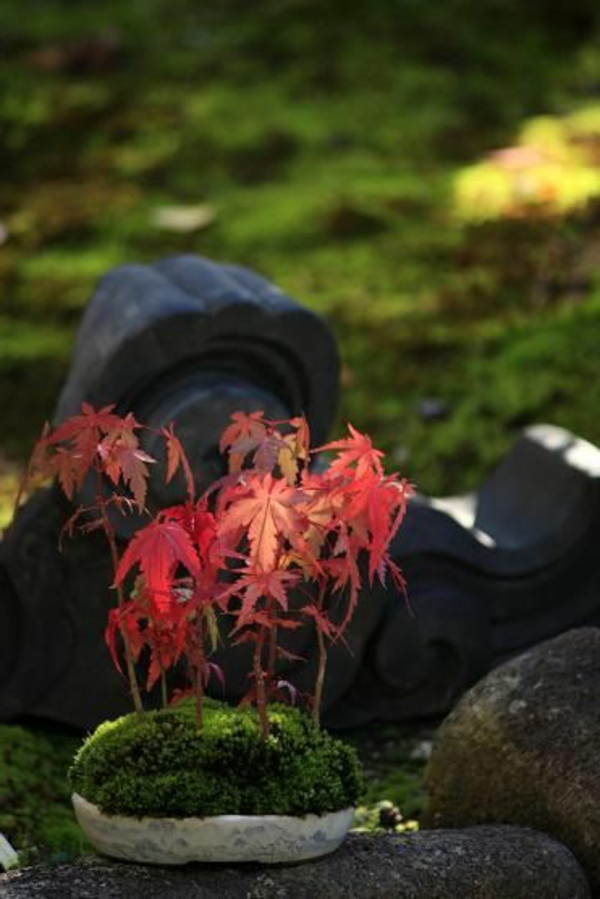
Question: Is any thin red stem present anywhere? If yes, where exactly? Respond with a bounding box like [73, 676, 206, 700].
[195, 615, 205, 728]
[95, 466, 143, 714]
[312, 584, 327, 729]
[253, 631, 270, 739]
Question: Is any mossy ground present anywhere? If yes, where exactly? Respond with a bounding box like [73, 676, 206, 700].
[3, 0, 600, 867]
[2, 1, 600, 492]
[0, 723, 88, 866]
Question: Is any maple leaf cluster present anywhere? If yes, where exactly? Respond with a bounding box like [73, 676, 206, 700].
[21, 405, 413, 734]
[21, 402, 189, 514]
[113, 410, 413, 733]
[20, 403, 194, 714]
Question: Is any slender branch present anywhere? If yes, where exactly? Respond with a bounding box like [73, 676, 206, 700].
[95, 467, 143, 714]
[267, 595, 278, 687]
[313, 626, 327, 730]
[195, 668, 203, 728]
[160, 665, 168, 710]
[313, 583, 327, 729]
[253, 631, 270, 739]
[195, 615, 205, 728]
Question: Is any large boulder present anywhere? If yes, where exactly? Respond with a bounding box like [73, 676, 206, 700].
[426, 627, 600, 894]
[0, 828, 589, 898]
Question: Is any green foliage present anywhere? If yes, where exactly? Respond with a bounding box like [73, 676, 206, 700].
[0, 724, 86, 864]
[69, 698, 362, 818]
[2, 0, 600, 498]
[349, 725, 429, 834]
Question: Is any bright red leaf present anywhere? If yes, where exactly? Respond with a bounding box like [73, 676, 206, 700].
[115, 518, 201, 611]
[318, 423, 384, 478]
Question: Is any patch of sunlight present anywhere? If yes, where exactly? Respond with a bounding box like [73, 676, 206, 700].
[0, 459, 20, 532]
[454, 105, 600, 221]
[19, 245, 127, 283]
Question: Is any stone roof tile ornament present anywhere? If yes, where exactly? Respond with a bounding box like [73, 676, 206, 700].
[1, 255, 599, 729]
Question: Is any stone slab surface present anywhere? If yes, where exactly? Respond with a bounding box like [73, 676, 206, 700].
[0, 828, 590, 898]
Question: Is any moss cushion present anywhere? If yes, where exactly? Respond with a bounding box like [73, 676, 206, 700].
[70, 698, 362, 819]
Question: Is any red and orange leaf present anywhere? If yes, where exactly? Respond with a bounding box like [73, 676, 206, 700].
[253, 433, 284, 473]
[219, 410, 266, 456]
[100, 428, 156, 509]
[48, 402, 122, 445]
[218, 473, 305, 570]
[54, 446, 82, 500]
[119, 444, 155, 510]
[318, 423, 384, 478]
[44, 404, 145, 498]
[278, 437, 298, 485]
[115, 519, 201, 611]
[344, 474, 413, 582]
[49, 403, 130, 479]
[163, 423, 195, 501]
[301, 604, 342, 641]
[219, 410, 296, 475]
[289, 416, 310, 461]
[226, 568, 299, 628]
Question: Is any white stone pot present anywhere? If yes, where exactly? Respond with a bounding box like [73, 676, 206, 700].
[72, 793, 354, 865]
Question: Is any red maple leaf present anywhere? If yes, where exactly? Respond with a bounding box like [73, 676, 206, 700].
[301, 603, 342, 641]
[105, 602, 147, 675]
[223, 568, 300, 630]
[218, 473, 305, 570]
[321, 540, 362, 630]
[99, 428, 156, 509]
[115, 519, 201, 611]
[288, 416, 310, 461]
[162, 423, 195, 501]
[318, 423, 384, 478]
[49, 403, 129, 486]
[53, 445, 81, 500]
[344, 473, 413, 582]
[219, 410, 268, 472]
[219, 410, 309, 477]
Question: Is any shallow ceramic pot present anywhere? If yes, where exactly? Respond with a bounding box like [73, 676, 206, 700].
[72, 793, 354, 865]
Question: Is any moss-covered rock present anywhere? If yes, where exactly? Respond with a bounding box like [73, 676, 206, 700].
[69, 699, 362, 818]
[425, 628, 600, 894]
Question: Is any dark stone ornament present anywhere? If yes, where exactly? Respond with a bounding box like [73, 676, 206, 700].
[2, 255, 600, 730]
[0, 255, 352, 728]
[327, 423, 600, 727]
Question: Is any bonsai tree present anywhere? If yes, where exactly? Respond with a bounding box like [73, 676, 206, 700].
[20, 406, 413, 735]
[20, 404, 413, 856]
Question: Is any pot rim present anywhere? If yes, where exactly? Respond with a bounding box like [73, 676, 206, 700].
[72, 792, 354, 823]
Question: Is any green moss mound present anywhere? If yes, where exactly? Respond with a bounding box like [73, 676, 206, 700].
[69, 699, 362, 819]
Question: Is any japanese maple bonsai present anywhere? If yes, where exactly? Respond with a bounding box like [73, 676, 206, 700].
[19, 405, 412, 864]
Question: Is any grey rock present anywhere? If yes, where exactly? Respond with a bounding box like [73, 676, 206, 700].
[426, 627, 600, 895]
[0, 828, 589, 898]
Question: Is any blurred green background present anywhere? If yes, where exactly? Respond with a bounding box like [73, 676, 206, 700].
[3, 0, 600, 863]
[3, 0, 600, 516]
